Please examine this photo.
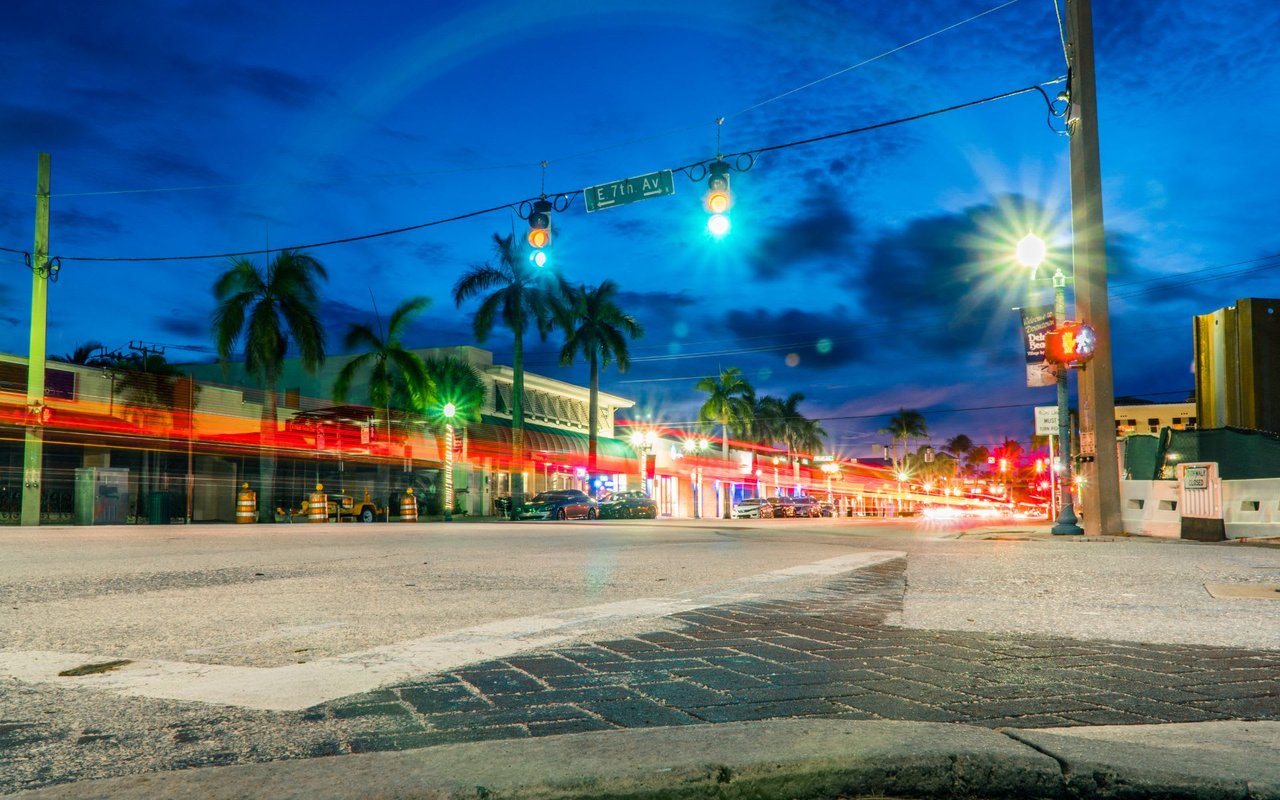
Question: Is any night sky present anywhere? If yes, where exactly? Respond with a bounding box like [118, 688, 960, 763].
[2, 0, 1278, 457]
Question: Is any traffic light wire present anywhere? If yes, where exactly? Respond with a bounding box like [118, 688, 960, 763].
[49, 82, 1060, 264]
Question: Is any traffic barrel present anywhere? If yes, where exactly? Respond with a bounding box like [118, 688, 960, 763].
[307, 483, 328, 523]
[235, 483, 256, 524]
[400, 488, 417, 522]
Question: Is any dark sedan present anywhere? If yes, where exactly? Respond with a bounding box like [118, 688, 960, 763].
[514, 490, 598, 520]
[597, 491, 659, 519]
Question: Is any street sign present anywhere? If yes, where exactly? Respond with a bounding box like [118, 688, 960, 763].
[583, 170, 674, 212]
[1035, 405, 1059, 437]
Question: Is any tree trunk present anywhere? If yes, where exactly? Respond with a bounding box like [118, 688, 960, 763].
[587, 355, 599, 479]
[511, 329, 525, 508]
[721, 414, 731, 518]
[259, 382, 277, 523]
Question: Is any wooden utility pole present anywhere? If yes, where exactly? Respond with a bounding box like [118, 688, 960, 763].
[1065, 0, 1122, 534]
[21, 153, 51, 527]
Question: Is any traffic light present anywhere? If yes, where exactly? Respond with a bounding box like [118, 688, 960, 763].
[704, 160, 731, 237]
[527, 199, 551, 266]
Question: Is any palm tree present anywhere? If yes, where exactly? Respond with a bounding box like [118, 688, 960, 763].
[333, 295, 431, 444]
[943, 434, 974, 459]
[54, 340, 107, 366]
[787, 415, 828, 458]
[749, 393, 785, 447]
[414, 355, 489, 516]
[453, 232, 567, 506]
[695, 367, 754, 458]
[964, 445, 991, 477]
[212, 249, 327, 521]
[880, 408, 928, 476]
[556, 280, 643, 475]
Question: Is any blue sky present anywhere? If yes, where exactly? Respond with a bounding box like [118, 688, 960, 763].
[2, 0, 1278, 456]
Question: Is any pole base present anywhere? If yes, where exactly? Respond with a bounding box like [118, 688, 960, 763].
[1051, 503, 1084, 536]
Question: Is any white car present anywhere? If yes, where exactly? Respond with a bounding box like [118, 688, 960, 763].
[732, 498, 771, 518]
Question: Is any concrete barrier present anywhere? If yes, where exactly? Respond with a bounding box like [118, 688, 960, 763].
[1120, 480, 1180, 538]
[1222, 477, 1280, 539]
[1122, 478, 1280, 539]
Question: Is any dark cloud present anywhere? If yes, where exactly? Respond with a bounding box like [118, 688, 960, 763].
[847, 195, 1049, 358]
[51, 208, 122, 238]
[615, 289, 696, 313]
[131, 150, 227, 185]
[156, 310, 210, 339]
[226, 65, 320, 108]
[0, 106, 93, 153]
[745, 182, 859, 280]
[723, 306, 866, 370]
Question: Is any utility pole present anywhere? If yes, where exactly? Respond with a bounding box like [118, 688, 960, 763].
[1066, 0, 1122, 534]
[128, 341, 166, 370]
[20, 154, 51, 527]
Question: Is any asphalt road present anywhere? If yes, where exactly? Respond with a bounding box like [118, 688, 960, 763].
[1, 517, 1277, 795]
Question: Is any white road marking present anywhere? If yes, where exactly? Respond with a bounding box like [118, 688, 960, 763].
[0, 550, 903, 711]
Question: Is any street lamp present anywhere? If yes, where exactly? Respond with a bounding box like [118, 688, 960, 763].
[682, 437, 709, 518]
[821, 461, 839, 502]
[1019, 233, 1083, 535]
[629, 429, 658, 495]
[442, 402, 456, 522]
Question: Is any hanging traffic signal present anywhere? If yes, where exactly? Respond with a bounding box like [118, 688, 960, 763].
[527, 199, 552, 266]
[704, 160, 731, 237]
[1044, 321, 1097, 365]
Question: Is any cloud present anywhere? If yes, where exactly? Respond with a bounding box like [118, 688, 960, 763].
[156, 309, 210, 339]
[51, 208, 122, 238]
[722, 306, 867, 370]
[131, 150, 227, 185]
[0, 106, 94, 153]
[227, 65, 321, 108]
[744, 181, 859, 280]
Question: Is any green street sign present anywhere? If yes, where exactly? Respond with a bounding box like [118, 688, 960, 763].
[583, 169, 675, 212]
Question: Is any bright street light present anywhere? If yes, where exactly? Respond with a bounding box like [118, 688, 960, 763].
[1016, 233, 1047, 272]
[442, 401, 457, 521]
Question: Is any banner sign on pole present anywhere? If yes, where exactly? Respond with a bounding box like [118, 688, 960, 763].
[1021, 305, 1056, 388]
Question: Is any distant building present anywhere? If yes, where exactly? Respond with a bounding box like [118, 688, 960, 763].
[1114, 400, 1197, 437]
[1195, 297, 1280, 434]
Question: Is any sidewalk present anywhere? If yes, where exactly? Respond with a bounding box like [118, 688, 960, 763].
[15, 719, 1280, 799]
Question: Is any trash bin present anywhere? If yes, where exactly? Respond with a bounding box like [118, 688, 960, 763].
[148, 491, 173, 525]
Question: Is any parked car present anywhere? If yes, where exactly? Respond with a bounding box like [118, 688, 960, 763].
[732, 497, 773, 518]
[764, 496, 796, 518]
[514, 490, 598, 520]
[818, 502, 837, 517]
[791, 496, 822, 518]
[597, 491, 658, 519]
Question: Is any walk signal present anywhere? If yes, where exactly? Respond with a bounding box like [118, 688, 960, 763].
[527, 199, 551, 265]
[705, 160, 731, 237]
[1044, 321, 1097, 364]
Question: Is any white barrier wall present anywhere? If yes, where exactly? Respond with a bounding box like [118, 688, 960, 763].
[1120, 480, 1181, 538]
[1122, 478, 1280, 539]
[1222, 478, 1280, 539]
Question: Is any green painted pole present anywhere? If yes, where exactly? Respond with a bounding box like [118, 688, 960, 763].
[21, 153, 51, 527]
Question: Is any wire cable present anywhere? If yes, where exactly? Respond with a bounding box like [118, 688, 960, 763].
[727, 0, 1024, 120]
[48, 83, 1054, 264]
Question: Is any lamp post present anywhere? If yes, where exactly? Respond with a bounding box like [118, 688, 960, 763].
[682, 437, 709, 518]
[442, 402, 456, 522]
[629, 429, 657, 495]
[1019, 234, 1083, 535]
[821, 461, 839, 502]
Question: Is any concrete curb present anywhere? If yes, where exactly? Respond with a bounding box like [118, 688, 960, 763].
[13, 719, 1280, 800]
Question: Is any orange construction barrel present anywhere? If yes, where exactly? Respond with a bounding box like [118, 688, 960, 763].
[235, 483, 257, 524]
[399, 488, 417, 522]
[308, 483, 328, 523]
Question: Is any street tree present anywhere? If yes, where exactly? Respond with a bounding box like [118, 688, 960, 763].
[333, 295, 432, 444]
[556, 280, 643, 476]
[453, 232, 567, 506]
[880, 408, 928, 478]
[212, 249, 327, 521]
[695, 367, 754, 458]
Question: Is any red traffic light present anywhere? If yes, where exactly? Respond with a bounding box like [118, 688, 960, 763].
[1044, 321, 1097, 364]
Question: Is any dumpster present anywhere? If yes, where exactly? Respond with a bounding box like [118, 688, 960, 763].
[148, 491, 174, 525]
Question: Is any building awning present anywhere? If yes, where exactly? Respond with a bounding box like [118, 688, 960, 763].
[470, 417, 636, 471]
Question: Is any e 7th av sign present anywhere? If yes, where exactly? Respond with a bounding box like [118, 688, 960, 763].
[583, 169, 674, 212]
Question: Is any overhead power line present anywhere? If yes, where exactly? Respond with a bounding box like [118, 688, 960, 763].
[45, 83, 1057, 264]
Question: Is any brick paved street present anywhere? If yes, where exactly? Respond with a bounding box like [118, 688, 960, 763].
[313, 557, 1280, 754]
